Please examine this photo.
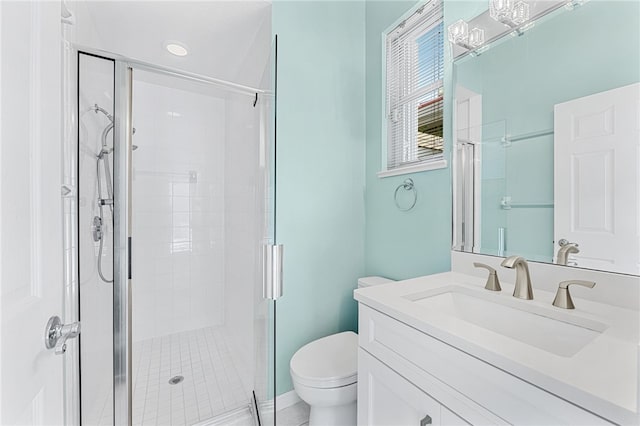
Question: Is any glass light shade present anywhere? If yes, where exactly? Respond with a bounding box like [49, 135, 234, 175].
[447, 19, 469, 45]
[468, 28, 485, 48]
[489, 0, 515, 22]
[511, 1, 530, 25]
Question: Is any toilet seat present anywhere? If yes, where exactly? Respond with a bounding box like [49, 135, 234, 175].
[290, 331, 358, 389]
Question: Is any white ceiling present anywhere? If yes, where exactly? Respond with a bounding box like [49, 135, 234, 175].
[69, 0, 272, 89]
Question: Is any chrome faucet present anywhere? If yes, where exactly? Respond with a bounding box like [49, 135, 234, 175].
[556, 240, 580, 266]
[500, 256, 534, 300]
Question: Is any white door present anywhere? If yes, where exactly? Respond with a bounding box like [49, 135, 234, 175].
[554, 83, 640, 275]
[1, 2, 66, 424]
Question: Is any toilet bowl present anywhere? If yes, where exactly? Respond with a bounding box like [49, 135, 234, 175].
[289, 276, 393, 426]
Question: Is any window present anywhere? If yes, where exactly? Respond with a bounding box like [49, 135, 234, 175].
[382, 1, 445, 176]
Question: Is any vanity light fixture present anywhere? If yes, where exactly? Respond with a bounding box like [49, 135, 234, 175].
[489, 0, 530, 29]
[447, 19, 485, 50]
[165, 41, 188, 57]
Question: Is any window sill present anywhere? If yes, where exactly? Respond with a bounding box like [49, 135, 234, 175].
[377, 159, 448, 178]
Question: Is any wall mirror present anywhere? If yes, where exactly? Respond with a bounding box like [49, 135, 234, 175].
[451, 0, 640, 276]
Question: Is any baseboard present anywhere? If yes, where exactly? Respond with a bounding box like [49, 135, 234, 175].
[276, 390, 302, 410]
[257, 389, 302, 418]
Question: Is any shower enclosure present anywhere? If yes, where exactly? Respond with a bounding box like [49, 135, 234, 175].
[73, 44, 277, 425]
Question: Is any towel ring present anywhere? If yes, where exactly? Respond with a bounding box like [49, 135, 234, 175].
[394, 178, 417, 211]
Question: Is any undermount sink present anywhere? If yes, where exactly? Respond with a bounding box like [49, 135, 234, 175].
[404, 285, 609, 357]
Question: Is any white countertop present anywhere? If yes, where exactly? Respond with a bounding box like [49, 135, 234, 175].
[354, 272, 640, 425]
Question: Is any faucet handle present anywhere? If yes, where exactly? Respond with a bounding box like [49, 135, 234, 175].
[559, 280, 595, 290]
[552, 280, 596, 309]
[473, 262, 502, 291]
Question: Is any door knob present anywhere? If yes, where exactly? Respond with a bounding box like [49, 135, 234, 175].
[44, 316, 81, 355]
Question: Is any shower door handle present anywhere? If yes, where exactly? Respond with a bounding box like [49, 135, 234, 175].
[263, 244, 283, 300]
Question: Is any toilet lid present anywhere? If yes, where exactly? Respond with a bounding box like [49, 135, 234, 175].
[290, 331, 358, 389]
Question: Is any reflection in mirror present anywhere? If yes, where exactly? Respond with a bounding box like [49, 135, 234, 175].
[452, 1, 640, 276]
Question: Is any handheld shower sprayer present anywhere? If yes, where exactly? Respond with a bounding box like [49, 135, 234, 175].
[91, 103, 138, 283]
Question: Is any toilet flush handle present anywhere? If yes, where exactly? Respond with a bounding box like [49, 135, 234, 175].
[420, 414, 432, 425]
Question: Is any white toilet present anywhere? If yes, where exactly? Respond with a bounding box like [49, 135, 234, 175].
[290, 276, 393, 426]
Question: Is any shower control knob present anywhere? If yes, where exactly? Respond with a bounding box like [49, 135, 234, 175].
[93, 216, 103, 242]
[44, 316, 81, 355]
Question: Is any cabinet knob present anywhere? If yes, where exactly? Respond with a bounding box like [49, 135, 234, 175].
[420, 414, 432, 425]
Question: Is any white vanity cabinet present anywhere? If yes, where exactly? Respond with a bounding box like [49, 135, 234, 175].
[357, 304, 614, 426]
[359, 348, 468, 425]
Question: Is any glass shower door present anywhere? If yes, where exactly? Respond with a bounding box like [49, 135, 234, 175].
[253, 35, 278, 425]
[77, 46, 278, 425]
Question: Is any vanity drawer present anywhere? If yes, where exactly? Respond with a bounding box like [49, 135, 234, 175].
[359, 305, 613, 425]
[359, 348, 444, 425]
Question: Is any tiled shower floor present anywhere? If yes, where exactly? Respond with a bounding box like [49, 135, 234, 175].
[89, 325, 252, 426]
[131, 326, 251, 425]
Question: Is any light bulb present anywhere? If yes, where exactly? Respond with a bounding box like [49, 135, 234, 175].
[511, 1, 530, 25]
[489, 0, 515, 22]
[468, 28, 485, 48]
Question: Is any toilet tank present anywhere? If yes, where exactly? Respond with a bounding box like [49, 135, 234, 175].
[357, 276, 394, 289]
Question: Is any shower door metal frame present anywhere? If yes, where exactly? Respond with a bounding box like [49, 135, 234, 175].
[112, 60, 134, 426]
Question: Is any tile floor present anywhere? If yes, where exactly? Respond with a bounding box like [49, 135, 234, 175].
[85, 324, 310, 426]
[130, 326, 251, 426]
[275, 401, 310, 426]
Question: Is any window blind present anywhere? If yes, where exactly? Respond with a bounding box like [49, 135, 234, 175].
[386, 1, 444, 171]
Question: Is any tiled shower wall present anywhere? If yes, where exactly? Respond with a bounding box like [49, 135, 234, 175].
[131, 74, 226, 341]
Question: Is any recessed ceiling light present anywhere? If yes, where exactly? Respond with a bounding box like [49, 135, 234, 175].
[165, 41, 188, 57]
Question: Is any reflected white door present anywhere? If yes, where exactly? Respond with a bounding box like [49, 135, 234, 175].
[0, 1, 65, 425]
[554, 83, 640, 275]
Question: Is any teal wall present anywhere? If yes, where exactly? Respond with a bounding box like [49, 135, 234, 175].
[364, 0, 452, 281]
[272, 0, 477, 397]
[273, 0, 366, 395]
[454, 0, 640, 261]
[272, 0, 635, 397]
